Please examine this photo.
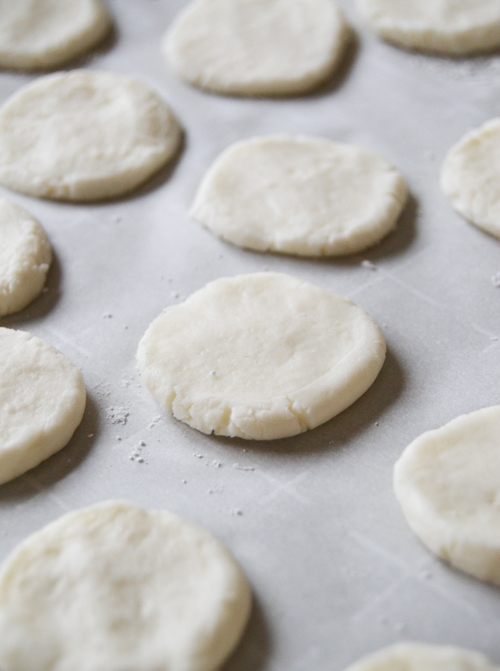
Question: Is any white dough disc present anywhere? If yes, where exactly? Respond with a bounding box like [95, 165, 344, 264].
[0, 71, 182, 202]
[394, 406, 500, 585]
[344, 642, 498, 671]
[0, 500, 252, 671]
[137, 272, 386, 440]
[191, 135, 408, 256]
[356, 0, 500, 55]
[0, 328, 86, 485]
[164, 0, 350, 96]
[441, 118, 500, 239]
[0, 199, 52, 317]
[0, 0, 111, 71]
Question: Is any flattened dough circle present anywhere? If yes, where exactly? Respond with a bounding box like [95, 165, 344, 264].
[0, 328, 86, 485]
[356, 0, 500, 55]
[0, 71, 182, 201]
[164, 0, 350, 96]
[0, 500, 251, 671]
[137, 272, 386, 440]
[0, 199, 52, 317]
[191, 135, 408, 256]
[394, 406, 500, 585]
[0, 0, 111, 70]
[344, 642, 498, 671]
[441, 118, 500, 239]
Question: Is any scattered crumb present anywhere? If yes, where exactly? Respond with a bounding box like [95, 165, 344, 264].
[212, 460, 223, 469]
[492, 272, 500, 287]
[374, 422, 379, 426]
[149, 415, 162, 428]
[140, 441, 146, 447]
[170, 291, 179, 299]
[233, 464, 255, 471]
[93, 382, 111, 399]
[233, 509, 243, 516]
[194, 453, 203, 459]
[182, 479, 187, 484]
[102, 313, 113, 319]
[87, 433, 94, 438]
[361, 260, 377, 271]
[210, 370, 217, 377]
[117, 436, 121, 441]
[106, 406, 129, 425]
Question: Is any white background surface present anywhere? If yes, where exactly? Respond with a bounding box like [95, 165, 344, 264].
[1, 1, 500, 669]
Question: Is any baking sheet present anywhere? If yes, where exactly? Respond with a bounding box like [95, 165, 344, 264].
[1, 1, 500, 669]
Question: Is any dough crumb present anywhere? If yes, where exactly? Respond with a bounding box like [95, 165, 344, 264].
[106, 406, 129, 425]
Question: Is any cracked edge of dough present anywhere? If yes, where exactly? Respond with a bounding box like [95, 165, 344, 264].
[137, 278, 386, 440]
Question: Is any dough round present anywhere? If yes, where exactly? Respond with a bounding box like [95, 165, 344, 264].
[441, 118, 500, 239]
[0, 0, 111, 71]
[164, 0, 350, 96]
[0, 200, 52, 317]
[0, 328, 86, 485]
[394, 406, 500, 585]
[0, 71, 182, 202]
[356, 0, 500, 55]
[191, 135, 408, 256]
[344, 642, 497, 671]
[137, 272, 386, 440]
[0, 500, 252, 671]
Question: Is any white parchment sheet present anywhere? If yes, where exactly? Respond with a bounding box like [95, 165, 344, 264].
[1, 2, 500, 669]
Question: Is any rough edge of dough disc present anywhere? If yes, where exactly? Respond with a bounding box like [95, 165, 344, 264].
[394, 406, 500, 586]
[162, 0, 352, 97]
[0, 500, 252, 671]
[137, 273, 387, 440]
[440, 118, 500, 239]
[190, 134, 408, 256]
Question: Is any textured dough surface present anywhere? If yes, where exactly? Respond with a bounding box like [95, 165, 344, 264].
[344, 642, 498, 671]
[441, 118, 500, 239]
[164, 0, 350, 96]
[356, 0, 500, 54]
[0, 500, 252, 671]
[0, 200, 52, 317]
[137, 273, 386, 440]
[0, 0, 111, 70]
[0, 328, 86, 485]
[394, 406, 500, 585]
[191, 135, 408, 256]
[0, 71, 182, 201]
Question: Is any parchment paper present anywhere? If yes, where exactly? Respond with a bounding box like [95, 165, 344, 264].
[1, 1, 500, 669]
